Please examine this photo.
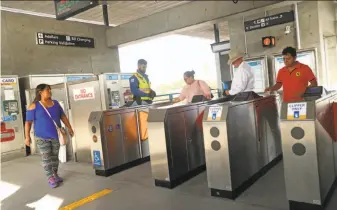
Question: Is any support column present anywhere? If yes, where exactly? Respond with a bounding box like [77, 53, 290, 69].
[102, 0, 109, 27]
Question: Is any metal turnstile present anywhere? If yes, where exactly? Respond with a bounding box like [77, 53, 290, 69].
[147, 97, 231, 189]
[1, 75, 25, 161]
[280, 87, 337, 210]
[203, 92, 282, 199]
[88, 102, 172, 176]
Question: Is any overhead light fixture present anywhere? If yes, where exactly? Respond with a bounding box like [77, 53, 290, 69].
[0, 6, 117, 27]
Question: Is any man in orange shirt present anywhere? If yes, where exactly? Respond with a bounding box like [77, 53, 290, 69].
[265, 47, 318, 102]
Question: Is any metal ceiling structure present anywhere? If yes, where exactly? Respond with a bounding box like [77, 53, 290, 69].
[178, 21, 229, 41]
[0, 1, 190, 26]
[0, 1, 229, 41]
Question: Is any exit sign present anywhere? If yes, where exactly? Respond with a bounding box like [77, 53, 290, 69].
[54, 0, 99, 20]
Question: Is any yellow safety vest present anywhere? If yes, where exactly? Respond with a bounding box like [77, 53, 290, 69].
[134, 72, 152, 101]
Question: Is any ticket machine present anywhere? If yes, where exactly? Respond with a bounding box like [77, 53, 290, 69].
[1, 75, 25, 161]
[98, 73, 133, 109]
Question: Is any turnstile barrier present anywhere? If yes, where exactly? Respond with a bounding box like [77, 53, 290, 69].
[203, 93, 282, 199]
[280, 89, 337, 210]
[147, 97, 231, 189]
[88, 102, 172, 176]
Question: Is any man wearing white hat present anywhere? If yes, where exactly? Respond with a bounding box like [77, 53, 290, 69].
[224, 51, 255, 95]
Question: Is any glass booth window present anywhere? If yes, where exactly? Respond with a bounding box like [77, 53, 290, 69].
[274, 51, 317, 78]
[232, 59, 266, 93]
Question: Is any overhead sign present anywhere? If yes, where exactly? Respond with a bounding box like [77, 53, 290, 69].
[207, 105, 223, 121]
[73, 87, 95, 101]
[244, 11, 294, 32]
[66, 75, 94, 82]
[1, 78, 17, 86]
[36, 32, 95, 48]
[120, 74, 133, 80]
[54, 0, 99, 20]
[287, 102, 307, 120]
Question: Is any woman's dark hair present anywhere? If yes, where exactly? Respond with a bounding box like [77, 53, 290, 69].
[184, 70, 195, 79]
[282, 46, 297, 57]
[33, 84, 51, 103]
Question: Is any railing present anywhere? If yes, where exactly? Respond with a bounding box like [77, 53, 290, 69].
[154, 89, 220, 103]
[153, 93, 180, 103]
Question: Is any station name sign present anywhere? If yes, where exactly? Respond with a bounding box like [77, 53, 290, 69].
[244, 11, 294, 32]
[54, 0, 99, 20]
[36, 32, 95, 48]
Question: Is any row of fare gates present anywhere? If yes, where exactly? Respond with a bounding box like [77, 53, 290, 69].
[0, 48, 336, 210]
[2, 72, 337, 210]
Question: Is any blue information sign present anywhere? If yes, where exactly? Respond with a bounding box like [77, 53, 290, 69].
[120, 74, 133, 80]
[66, 75, 93, 82]
[106, 74, 118, 81]
[93, 150, 102, 167]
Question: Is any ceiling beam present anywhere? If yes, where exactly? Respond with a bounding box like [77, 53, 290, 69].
[105, 1, 283, 47]
[0, 6, 116, 27]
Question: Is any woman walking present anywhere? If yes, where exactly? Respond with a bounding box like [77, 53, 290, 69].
[25, 84, 74, 188]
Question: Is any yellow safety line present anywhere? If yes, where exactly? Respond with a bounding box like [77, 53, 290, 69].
[59, 189, 113, 210]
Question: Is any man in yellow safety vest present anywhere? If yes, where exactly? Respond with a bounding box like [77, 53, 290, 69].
[129, 59, 156, 106]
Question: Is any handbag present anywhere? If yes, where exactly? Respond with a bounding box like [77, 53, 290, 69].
[197, 80, 214, 99]
[39, 101, 67, 145]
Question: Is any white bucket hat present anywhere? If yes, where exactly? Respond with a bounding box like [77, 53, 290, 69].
[227, 51, 245, 65]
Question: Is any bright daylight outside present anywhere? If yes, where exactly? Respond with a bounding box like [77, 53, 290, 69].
[119, 34, 218, 97]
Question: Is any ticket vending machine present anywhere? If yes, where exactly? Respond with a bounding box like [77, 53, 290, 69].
[231, 56, 269, 93]
[99, 73, 133, 109]
[1, 75, 25, 161]
[272, 48, 317, 81]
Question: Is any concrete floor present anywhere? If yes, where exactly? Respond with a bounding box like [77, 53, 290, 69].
[1, 156, 337, 210]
